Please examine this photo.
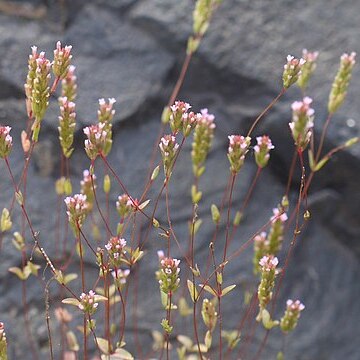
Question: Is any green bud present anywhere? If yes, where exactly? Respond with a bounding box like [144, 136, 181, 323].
[103, 174, 111, 194]
[1, 208, 12, 232]
[211, 204, 220, 224]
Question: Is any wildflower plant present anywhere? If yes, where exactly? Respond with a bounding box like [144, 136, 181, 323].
[0, 4, 358, 360]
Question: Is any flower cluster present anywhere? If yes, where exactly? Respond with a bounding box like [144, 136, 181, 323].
[158, 256, 181, 294]
[78, 290, 98, 315]
[297, 49, 319, 90]
[24, 46, 44, 118]
[268, 207, 288, 255]
[80, 170, 95, 210]
[112, 268, 130, 287]
[289, 97, 315, 151]
[170, 100, 191, 133]
[0, 126, 13, 158]
[116, 194, 134, 218]
[105, 236, 127, 268]
[227, 135, 251, 173]
[280, 299, 305, 333]
[254, 135, 274, 168]
[257, 255, 279, 320]
[98, 98, 116, 124]
[58, 97, 76, 158]
[83, 123, 109, 160]
[61, 65, 77, 102]
[31, 55, 51, 140]
[64, 194, 89, 233]
[282, 55, 306, 89]
[53, 41, 73, 79]
[191, 108, 216, 177]
[159, 135, 179, 177]
[328, 52, 356, 114]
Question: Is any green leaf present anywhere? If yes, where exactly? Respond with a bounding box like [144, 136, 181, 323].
[62, 297, 80, 307]
[94, 295, 108, 302]
[138, 199, 150, 210]
[277, 351, 285, 360]
[261, 309, 279, 330]
[103, 174, 111, 194]
[63, 273, 78, 285]
[314, 156, 329, 172]
[308, 149, 315, 171]
[187, 279, 198, 303]
[1, 208, 12, 232]
[108, 348, 134, 360]
[221, 284, 236, 297]
[177, 335, 193, 350]
[204, 330, 212, 349]
[200, 284, 217, 297]
[97, 337, 112, 355]
[8, 267, 26, 280]
[151, 166, 160, 181]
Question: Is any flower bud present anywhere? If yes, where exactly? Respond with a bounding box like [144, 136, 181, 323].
[282, 55, 306, 88]
[253, 232, 269, 274]
[328, 52, 356, 114]
[78, 290, 98, 315]
[111, 268, 130, 287]
[61, 65, 77, 102]
[289, 97, 314, 151]
[83, 123, 111, 160]
[268, 208, 288, 255]
[227, 135, 251, 173]
[0, 322, 8, 360]
[201, 298, 217, 332]
[170, 101, 191, 133]
[105, 236, 127, 268]
[80, 170, 95, 210]
[98, 98, 116, 124]
[116, 194, 133, 218]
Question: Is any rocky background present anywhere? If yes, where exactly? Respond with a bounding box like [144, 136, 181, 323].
[0, 0, 359, 359]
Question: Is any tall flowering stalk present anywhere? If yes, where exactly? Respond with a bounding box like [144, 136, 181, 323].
[83, 123, 110, 160]
[289, 97, 315, 152]
[64, 194, 89, 235]
[280, 299, 305, 333]
[158, 257, 181, 295]
[328, 52, 356, 114]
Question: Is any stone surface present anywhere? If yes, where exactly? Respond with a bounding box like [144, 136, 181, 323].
[0, 0, 359, 359]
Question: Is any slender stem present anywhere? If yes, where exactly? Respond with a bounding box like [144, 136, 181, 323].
[246, 88, 286, 137]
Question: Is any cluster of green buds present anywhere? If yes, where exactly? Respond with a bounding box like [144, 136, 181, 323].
[58, 97, 76, 158]
[157, 252, 181, 294]
[254, 135, 274, 168]
[116, 194, 134, 218]
[289, 97, 315, 151]
[0, 322, 7, 360]
[227, 135, 251, 173]
[111, 268, 130, 288]
[187, 0, 220, 53]
[328, 52, 356, 114]
[297, 49, 319, 90]
[0, 126, 13, 158]
[201, 298, 217, 333]
[80, 170, 95, 210]
[280, 299, 305, 333]
[83, 123, 110, 160]
[159, 135, 179, 178]
[78, 290, 98, 315]
[191, 108, 216, 177]
[282, 55, 306, 89]
[105, 236, 127, 268]
[61, 65, 77, 101]
[257, 255, 279, 320]
[53, 41, 73, 79]
[31, 55, 51, 140]
[268, 207, 288, 255]
[64, 194, 89, 233]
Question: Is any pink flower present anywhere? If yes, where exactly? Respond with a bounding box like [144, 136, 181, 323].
[271, 208, 288, 223]
[286, 299, 305, 311]
[259, 255, 279, 271]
